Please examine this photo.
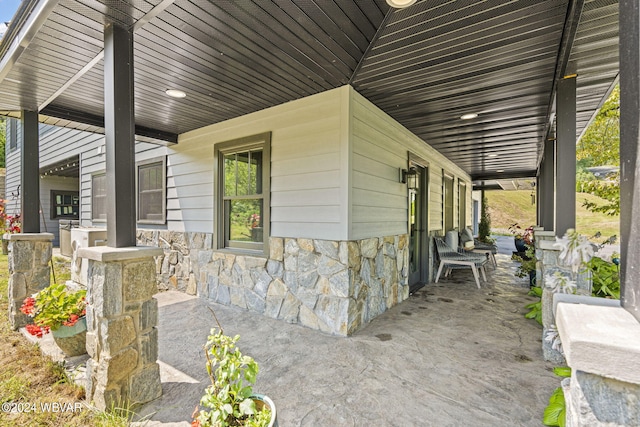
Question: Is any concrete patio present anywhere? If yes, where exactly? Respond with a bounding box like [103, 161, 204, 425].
[134, 248, 559, 426]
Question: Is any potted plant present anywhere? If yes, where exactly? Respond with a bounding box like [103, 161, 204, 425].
[192, 324, 277, 427]
[20, 283, 87, 356]
[513, 244, 537, 286]
[509, 224, 536, 286]
[509, 223, 534, 253]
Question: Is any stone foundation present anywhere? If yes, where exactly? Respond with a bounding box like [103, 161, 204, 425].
[137, 231, 409, 335]
[5, 233, 54, 330]
[80, 246, 164, 410]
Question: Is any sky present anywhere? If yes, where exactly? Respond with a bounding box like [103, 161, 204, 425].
[0, 0, 21, 23]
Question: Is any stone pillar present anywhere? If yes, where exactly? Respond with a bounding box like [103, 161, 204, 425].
[6, 233, 53, 330]
[556, 303, 640, 426]
[79, 246, 163, 410]
[537, 238, 591, 364]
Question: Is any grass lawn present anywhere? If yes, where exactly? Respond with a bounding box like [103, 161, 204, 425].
[486, 190, 619, 239]
[0, 254, 131, 427]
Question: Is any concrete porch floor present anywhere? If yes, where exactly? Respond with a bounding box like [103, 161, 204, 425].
[134, 250, 559, 426]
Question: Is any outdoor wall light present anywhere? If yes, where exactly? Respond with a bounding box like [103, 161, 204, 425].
[400, 167, 418, 189]
[386, 0, 417, 8]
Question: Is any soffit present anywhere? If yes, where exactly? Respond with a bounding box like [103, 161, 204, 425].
[0, 0, 620, 182]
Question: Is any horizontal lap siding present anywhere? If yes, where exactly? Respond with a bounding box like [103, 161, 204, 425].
[5, 120, 22, 217]
[349, 88, 471, 239]
[178, 87, 347, 239]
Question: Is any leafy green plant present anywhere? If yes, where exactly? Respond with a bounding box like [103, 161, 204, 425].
[513, 244, 537, 279]
[543, 367, 572, 426]
[524, 286, 542, 325]
[587, 256, 620, 299]
[193, 327, 271, 427]
[20, 283, 86, 337]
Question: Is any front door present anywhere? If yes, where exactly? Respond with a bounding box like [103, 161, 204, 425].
[408, 164, 428, 292]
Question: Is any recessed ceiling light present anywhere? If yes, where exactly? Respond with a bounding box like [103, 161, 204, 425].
[460, 113, 478, 120]
[165, 89, 186, 98]
[386, 0, 417, 8]
[496, 169, 504, 173]
[488, 154, 498, 158]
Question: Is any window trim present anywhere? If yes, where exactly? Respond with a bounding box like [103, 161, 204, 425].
[91, 172, 107, 222]
[136, 156, 167, 224]
[214, 132, 271, 255]
[442, 171, 454, 232]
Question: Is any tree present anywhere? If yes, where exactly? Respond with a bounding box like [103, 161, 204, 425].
[478, 195, 493, 243]
[577, 85, 619, 167]
[576, 86, 620, 216]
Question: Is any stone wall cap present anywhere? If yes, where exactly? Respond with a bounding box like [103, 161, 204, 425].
[77, 246, 164, 262]
[4, 232, 54, 241]
[539, 239, 559, 250]
[556, 303, 640, 384]
[553, 293, 620, 315]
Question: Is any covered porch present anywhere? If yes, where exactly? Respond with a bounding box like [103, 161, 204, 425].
[2, 0, 639, 424]
[140, 251, 551, 426]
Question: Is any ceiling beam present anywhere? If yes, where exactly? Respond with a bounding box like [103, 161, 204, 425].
[40, 104, 178, 144]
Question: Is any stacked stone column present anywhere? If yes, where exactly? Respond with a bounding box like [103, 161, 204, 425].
[79, 246, 163, 411]
[5, 233, 53, 330]
[535, 232, 591, 364]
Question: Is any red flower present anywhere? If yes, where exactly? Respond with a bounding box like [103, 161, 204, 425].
[62, 314, 80, 327]
[25, 324, 47, 338]
[20, 297, 36, 316]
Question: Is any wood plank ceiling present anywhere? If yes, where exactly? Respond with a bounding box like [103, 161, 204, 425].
[0, 0, 619, 182]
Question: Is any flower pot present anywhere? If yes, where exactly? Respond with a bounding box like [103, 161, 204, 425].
[514, 238, 527, 253]
[252, 394, 278, 427]
[51, 316, 87, 357]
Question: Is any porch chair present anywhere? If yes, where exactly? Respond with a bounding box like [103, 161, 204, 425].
[459, 227, 498, 268]
[434, 237, 489, 289]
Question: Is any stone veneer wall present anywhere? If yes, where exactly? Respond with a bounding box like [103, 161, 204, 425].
[137, 231, 409, 335]
[6, 233, 53, 329]
[535, 231, 591, 364]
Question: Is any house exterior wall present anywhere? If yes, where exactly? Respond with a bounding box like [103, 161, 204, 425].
[349, 88, 471, 237]
[5, 118, 22, 217]
[176, 86, 348, 239]
[6, 85, 473, 334]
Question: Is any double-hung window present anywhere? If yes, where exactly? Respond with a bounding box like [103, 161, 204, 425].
[215, 133, 270, 253]
[137, 158, 166, 224]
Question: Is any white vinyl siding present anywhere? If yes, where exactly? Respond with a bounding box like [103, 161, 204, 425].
[349, 88, 471, 239]
[178, 87, 347, 240]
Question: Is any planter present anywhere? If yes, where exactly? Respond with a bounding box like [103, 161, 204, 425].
[529, 270, 537, 287]
[51, 317, 87, 357]
[514, 238, 527, 253]
[252, 394, 278, 427]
